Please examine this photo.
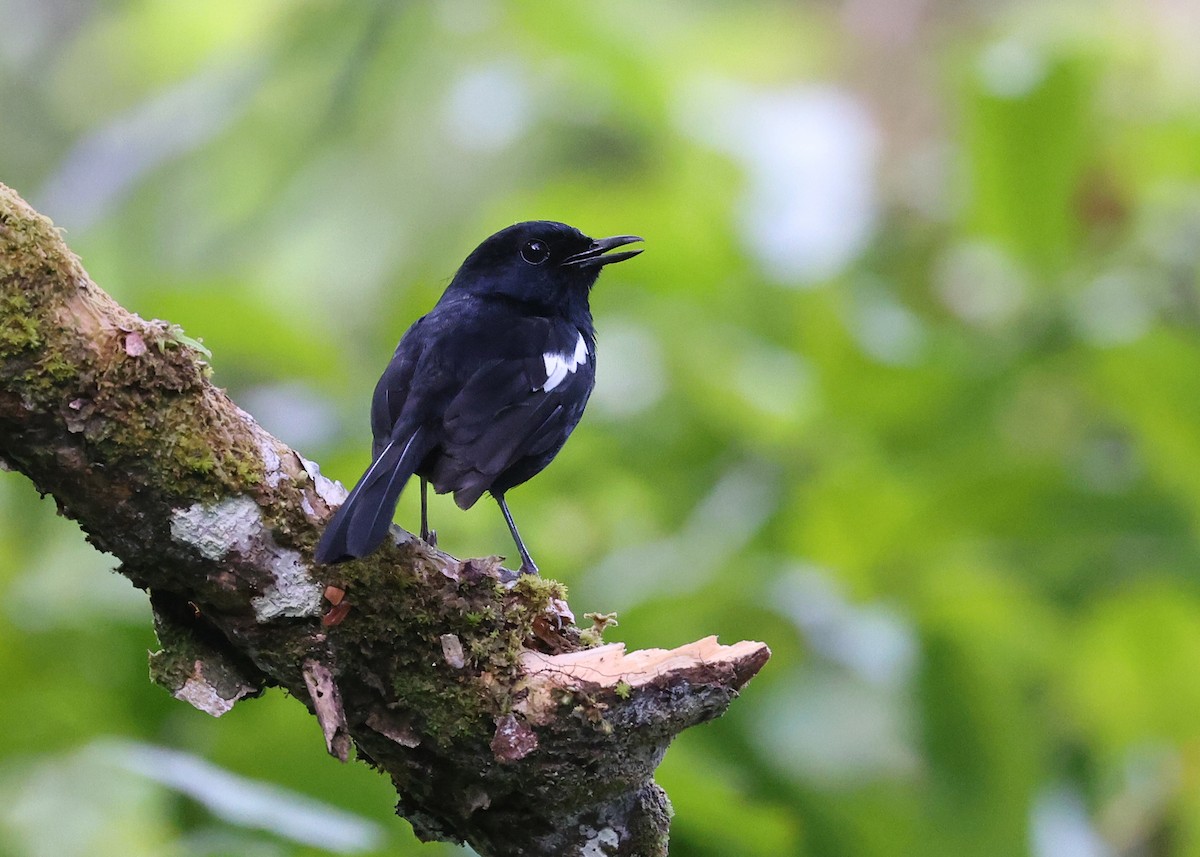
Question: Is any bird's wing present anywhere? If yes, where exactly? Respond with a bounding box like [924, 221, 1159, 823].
[369, 315, 428, 459]
[430, 322, 594, 508]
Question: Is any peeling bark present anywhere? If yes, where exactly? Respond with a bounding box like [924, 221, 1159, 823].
[0, 183, 770, 856]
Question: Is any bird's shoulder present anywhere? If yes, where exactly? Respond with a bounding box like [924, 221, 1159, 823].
[373, 295, 593, 441]
[418, 294, 592, 364]
[439, 309, 593, 440]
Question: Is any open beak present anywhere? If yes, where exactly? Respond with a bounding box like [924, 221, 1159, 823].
[562, 235, 644, 268]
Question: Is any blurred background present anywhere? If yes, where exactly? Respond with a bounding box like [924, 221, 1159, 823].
[2, 0, 1200, 854]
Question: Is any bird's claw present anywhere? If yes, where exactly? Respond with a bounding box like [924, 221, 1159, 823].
[422, 528, 438, 548]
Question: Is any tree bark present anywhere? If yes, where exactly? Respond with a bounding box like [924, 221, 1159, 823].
[0, 183, 770, 856]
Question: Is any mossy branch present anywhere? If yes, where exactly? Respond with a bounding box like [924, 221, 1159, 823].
[0, 183, 770, 857]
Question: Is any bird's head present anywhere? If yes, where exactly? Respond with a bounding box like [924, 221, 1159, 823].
[448, 221, 643, 311]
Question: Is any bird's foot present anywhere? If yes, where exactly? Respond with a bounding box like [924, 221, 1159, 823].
[421, 528, 438, 548]
[496, 558, 538, 586]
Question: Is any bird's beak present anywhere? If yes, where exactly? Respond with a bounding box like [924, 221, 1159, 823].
[562, 235, 644, 268]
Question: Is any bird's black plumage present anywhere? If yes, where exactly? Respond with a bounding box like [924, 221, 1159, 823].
[315, 221, 643, 573]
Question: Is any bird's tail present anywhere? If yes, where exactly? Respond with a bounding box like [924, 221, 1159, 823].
[314, 426, 431, 564]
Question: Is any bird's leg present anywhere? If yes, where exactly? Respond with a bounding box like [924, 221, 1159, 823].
[496, 493, 538, 576]
[420, 477, 437, 547]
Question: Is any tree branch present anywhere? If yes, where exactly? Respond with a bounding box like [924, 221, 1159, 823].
[0, 183, 770, 856]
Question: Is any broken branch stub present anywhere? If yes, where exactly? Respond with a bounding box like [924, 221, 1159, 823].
[304, 658, 351, 761]
[0, 182, 770, 857]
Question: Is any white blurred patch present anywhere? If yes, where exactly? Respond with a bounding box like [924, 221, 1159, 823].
[750, 567, 919, 786]
[257, 154, 411, 309]
[109, 742, 383, 851]
[733, 342, 816, 420]
[1141, 195, 1200, 271]
[934, 241, 1029, 327]
[1100, 746, 1180, 850]
[895, 140, 959, 223]
[436, 0, 500, 35]
[978, 38, 1047, 99]
[589, 319, 667, 419]
[442, 61, 532, 152]
[752, 668, 918, 786]
[241, 382, 340, 451]
[772, 566, 917, 688]
[0, 0, 60, 65]
[677, 79, 879, 285]
[1070, 270, 1157, 346]
[850, 285, 926, 366]
[1075, 434, 1141, 495]
[4, 529, 147, 631]
[0, 740, 384, 853]
[37, 59, 263, 231]
[0, 742, 169, 857]
[580, 462, 779, 610]
[1030, 787, 1114, 857]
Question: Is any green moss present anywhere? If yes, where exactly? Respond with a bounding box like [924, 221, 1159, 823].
[463, 610, 486, 627]
[2, 188, 265, 504]
[512, 573, 568, 606]
[580, 611, 619, 648]
[147, 599, 211, 692]
[172, 430, 217, 474]
[232, 456, 264, 486]
[147, 598, 265, 703]
[39, 353, 76, 382]
[320, 547, 580, 754]
[0, 293, 39, 353]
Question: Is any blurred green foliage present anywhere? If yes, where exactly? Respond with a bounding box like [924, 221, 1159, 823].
[3, 1, 1200, 854]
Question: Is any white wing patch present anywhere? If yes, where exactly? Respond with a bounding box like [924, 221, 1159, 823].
[541, 333, 589, 393]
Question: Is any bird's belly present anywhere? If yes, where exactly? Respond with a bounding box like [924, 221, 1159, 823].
[417, 400, 584, 507]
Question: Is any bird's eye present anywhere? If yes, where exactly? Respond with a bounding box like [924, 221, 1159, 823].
[520, 240, 551, 265]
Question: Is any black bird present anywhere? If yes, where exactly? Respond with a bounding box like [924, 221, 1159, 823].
[315, 221, 643, 574]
